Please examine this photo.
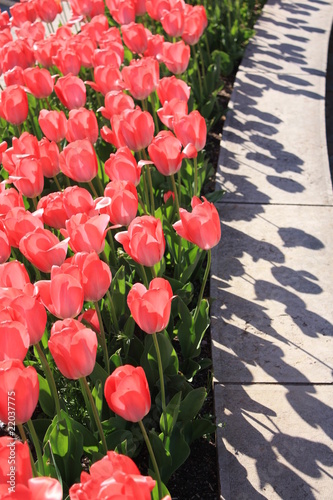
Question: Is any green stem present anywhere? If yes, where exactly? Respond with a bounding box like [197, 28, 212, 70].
[106, 290, 120, 332]
[80, 377, 108, 455]
[88, 180, 99, 198]
[138, 420, 163, 499]
[198, 42, 208, 94]
[27, 419, 45, 475]
[170, 174, 180, 219]
[35, 343, 62, 420]
[17, 424, 38, 478]
[193, 249, 211, 323]
[94, 302, 110, 374]
[150, 92, 160, 134]
[150, 265, 157, 279]
[145, 164, 155, 215]
[139, 264, 149, 288]
[191, 45, 203, 101]
[193, 156, 198, 197]
[106, 230, 117, 267]
[152, 333, 168, 441]
[53, 175, 62, 192]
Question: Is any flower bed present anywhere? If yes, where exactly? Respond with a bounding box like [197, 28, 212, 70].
[0, 1, 265, 499]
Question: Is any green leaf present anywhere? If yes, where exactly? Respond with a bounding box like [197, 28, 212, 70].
[159, 392, 182, 436]
[183, 418, 216, 445]
[178, 387, 207, 422]
[37, 374, 55, 418]
[148, 430, 172, 483]
[140, 332, 179, 386]
[92, 380, 103, 419]
[89, 362, 108, 387]
[205, 190, 226, 203]
[111, 265, 127, 317]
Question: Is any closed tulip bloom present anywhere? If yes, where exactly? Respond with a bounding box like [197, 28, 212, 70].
[48, 318, 97, 379]
[174, 110, 207, 151]
[0, 260, 30, 289]
[148, 130, 189, 176]
[120, 108, 155, 152]
[144, 32, 165, 59]
[36, 273, 84, 319]
[115, 215, 165, 267]
[19, 227, 69, 273]
[10, 291, 47, 346]
[93, 43, 124, 69]
[66, 108, 99, 144]
[63, 186, 96, 218]
[121, 22, 148, 54]
[78, 308, 100, 333]
[146, 0, 171, 20]
[0, 85, 29, 126]
[10, 1, 36, 27]
[2, 132, 39, 176]
[103, 180, 138, 226]
[127, 278, 173, 334]
[0, 437, 32, 486]
[173, 196, 221, 250]
[106, 0, 136, 25]
[53, 48, 82, 77]
[161, 40, 190, 74]
[36, 0, 62, 23]
[99, 90, 135, 120]
[0, 359, 39, 425]
[87, 66, 124, 96]
[101, 115, 127, 149]
[70, 251, 112, 302]
[72, 36, 96, 68]
[10, 157, 44, 199]
[104, 365, 151, 422]
[55, 74, 86, 110]
[38, 137, 60, 178]
[38, 109, 68, 143]
[0, 188, 24, 219]
[0, 225, 10, 264]
[157, 75, 190, 105]
[161, 7, 185, 37]
[1, 39, 35, 73]
[104, 147, 141, 186]
[122, 58, 159, 101]
[15, 21, 45, 45]
[4, 66, 25, 87]
[23, 67, 54, 99]
[37, 191, 67, 229]
[59, 139, 98, 183]
[4, 207, 43, 248]
[0, 318, 29, 361]
[27, 477, 62, 500]
[182, 5, 208, 45]
[62, 213, 110, 254]
[157, 97, 188, 130]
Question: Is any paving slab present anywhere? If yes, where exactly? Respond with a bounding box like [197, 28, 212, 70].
[215, 69, 333, 205]
[211, 203, 333, 384]
[215, 384, 333, 500]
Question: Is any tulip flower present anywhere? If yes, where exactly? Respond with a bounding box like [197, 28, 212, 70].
[0, 85, 29, 126]
[0, 187, 24, 218]
[148, 130, 189, 176]
[78, 308, 100, 333]
[23, 67, 54, 99]
[104, 146, 141, 186]
[1, 39, 35, 73]
[0, 437, 32, 486]
[160, 40, 190, 74]
[93, 44, 124, 69]
[9, 156, 44, 199]
[104, 365, 151, 422]
[36, 273, 84, 319]
[99, 90, 135, 120]
[161, 7, 185, 38]
[54, 74, 87, 110]
[122, 57, 159, 100]
[59, 139, 98, 183]
[0, 318, 29, 362]
[103, 180, 138, 226]
[115, 215, 165, 267]
[36, 0, 62, 22]
[182, 5, 208, 45]
[106, 0, 136, 25]
[119, 108, 155, 152]
[62, 213, 110, 254]
[53, 47, 82, 76]
[0, 260, 30, 289]
[87, 66, 124, 96]
[4, 207, 44, 248]
[70, 251, 112, 302]
[146, 0, 171, 20]
[144, 31, 165, 58]
[0, 224, 10, 264]
[173, 196, 221, 250]
[38, 137, 60, 178]
[38, 109, 68, 143]
[19, 227, 69, 273]
[127, 278, 173, 334]
[157, 98, 188, 131]
[66, 108, 99, 144]
[62, 186, 96, 218]
[0, 359, 39, 425]
[10, 1, 36, 27]
[48, 318, 97, 379]
[2, 132, 39, 176]
[157, 75, 191, 105]
[121, 22, 148, 54]
[37, 191, 67, 229]
[174, 110, 207, 151]
[10, 291, 48, 345]
[4, 66, 25, 87]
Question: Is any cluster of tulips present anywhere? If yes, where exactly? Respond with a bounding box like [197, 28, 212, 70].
[0, 0, 222, 499]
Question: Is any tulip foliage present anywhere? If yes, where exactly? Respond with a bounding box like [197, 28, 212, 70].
[0, 0, 262, 498]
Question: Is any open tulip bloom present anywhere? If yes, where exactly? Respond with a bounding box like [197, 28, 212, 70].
[0, 0, 223, 497]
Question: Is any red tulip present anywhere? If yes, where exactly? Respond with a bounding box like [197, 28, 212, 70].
[59, 139, 98, 182]
[70, 251, 112, 302]
[54, 74, 86, 110]
[34, 36, 59, 68]
[0, 437, 32, 487]
[0, 85, 28, 126]
[106, 0, 136, 25]
[146, 0, 171, 20]
[36, 0, 62, 23]
[148, 130, 192, 176]
[4, 207, 43, 248]
[2, 132, 39, 176]
[100, 114, 127, 149]
[103, 180, 138, 226]
[9, 290, 47, 346]
[0, 260, 30, 289]
[163, 190, 175, 203]
[38, 109, 68, 143]
[144, 31, 164, 59]
[161, 7, 185, 37]
[38, 137, 60, 178]
[15, 21, 45, 45]
[99, 90, 135, 120]
[173, 196, 221, 250]
[10, 1, 36, 27]
[63, 186, 96, 218]
[0, 315, 29, 362]
[0, 359, 39, 425]
[157, 97, 188, 130]
[9, 156, 44, 199]
[160, 40, 190, 74]
[93, 43, 124, 69]
[0, 187, 24, 219]
[157, 75, 190, 105]
[0, 224, 10, 264]
[19, 227, 69, 273]
[122, 57, 159, 101]
[104, 147, 141, 186]
[104, 365, 151, 422]
[23, 67, 54, 99]
[1, 39, 35, 73]
[69, 0, 95, 17]
[121, 22, 148, 54]
[36, 273, 84, 320]
[53, 47, 82, 76]
[72, 35, 96, 68]
[62, 213, 110, 254]
[48, 318, 97, 379]
[81, 14, 109, 44]
[120, 108, 155, 152]
[66, 108, 99, 144]
[174, 110, 207, 151]
[87, 65, 124, 96]
[26, 477, 62, 500]
[78, 308, 100, 333]
[37, 191, 67, 229]
[127, 278, 173, 334]
[4, 66, 25, 87]
[115, 215, 165, 267]
[182, 5, 208, 45]
[69, 451, 155, 500]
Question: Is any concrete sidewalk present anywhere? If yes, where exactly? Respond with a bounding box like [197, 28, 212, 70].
[211, 0, 333, 498]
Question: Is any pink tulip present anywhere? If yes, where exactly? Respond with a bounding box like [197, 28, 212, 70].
[54, 74, 86, 110]
[23, 67, 54, 99]
[70, 251, 112, 302]
[122, 57, 159, 101]
[160, 40, 190, 74]
[157, 75, 191, 105]
[119, 107, 155, 152]
[37, 191, 67, 229]
[174, 110, 207, 151]
[0, 85, 28, 126]
[103, 180, 138, 226]
[66, 108, 99, 144]
[121, 22, 148, 54]
[38, 109, 68, 143]
[59, 139, 98, 183]
[4, 207, 43, 248]
[36, 273, 84, 320]
[9, 157, 44, 199]
[0, 437, 32, 487]
[62, 213, 110, 254]
[104, 146, 141, 186]
[99, 90, 135, 120]
[127, 278, 173, 334]
[38, 137, 60, 178]
[87, 65, 124, 96]
[19, 227, 69, 273]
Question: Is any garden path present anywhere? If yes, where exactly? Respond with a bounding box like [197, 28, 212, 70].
[211, 0, 333, 498]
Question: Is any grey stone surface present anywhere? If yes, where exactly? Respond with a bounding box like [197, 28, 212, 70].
[211, 203, 333, 384]
[215, 384, 333, 500]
